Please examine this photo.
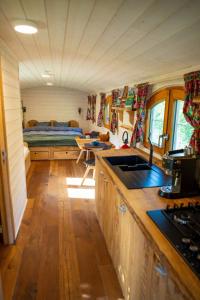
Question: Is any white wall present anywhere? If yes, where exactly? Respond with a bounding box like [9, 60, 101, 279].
[21, 87, 89, 131]
[89, 93, 134, 148]
[89, 78, 184, 148]
[0, 40, 27, 237]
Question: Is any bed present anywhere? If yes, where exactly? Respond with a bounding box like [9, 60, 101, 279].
[23, 120, 84, 160]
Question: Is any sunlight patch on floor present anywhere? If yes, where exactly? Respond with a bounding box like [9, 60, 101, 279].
[67, 188, 95, 199]
[66, 177, 95, 187]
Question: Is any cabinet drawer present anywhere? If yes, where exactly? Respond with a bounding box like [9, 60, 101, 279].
[53, 150, 80, 160]
[30, 151, 49, 160]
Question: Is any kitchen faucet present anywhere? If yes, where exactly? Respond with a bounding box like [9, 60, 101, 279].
[148, 136, 153, 167]
[158, 133, 169, 148]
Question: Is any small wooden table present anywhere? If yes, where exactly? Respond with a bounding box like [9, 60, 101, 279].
[75, 137, 113, 164]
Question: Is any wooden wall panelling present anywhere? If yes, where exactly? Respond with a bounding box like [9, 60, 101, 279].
[21, 87, 88, 130]
[0, 43, 27, 237]
[0, 58, 15, 244]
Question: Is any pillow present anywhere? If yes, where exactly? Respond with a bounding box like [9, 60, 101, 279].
[37, 122, 50, 127]
[68, 120, 79, 127]
[54, 122, 68, 127]
[26, 120, 38, 128]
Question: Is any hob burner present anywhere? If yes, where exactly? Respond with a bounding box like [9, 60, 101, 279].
[173, 211, 192, 224]
[147, 202, 200, 279]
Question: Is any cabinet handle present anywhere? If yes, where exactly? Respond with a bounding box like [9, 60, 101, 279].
[100, 171, 104, 175]
[104, 178, 110, 183]
[118, 204, 127, 214]
[154, 264, 167, 276]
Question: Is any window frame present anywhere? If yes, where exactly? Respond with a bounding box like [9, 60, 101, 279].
[144, 87, 185, 155]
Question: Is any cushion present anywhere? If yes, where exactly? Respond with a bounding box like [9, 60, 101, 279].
[84, 159, 95, 166]
[54, 122, 68, 127]
[37, 122, 50, 126]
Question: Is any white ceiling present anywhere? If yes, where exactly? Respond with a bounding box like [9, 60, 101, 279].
[0, 0, 200, 93]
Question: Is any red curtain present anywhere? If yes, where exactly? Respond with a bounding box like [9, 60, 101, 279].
[183, 71, 200, 154]
[86, 95, 91, 120]
[91, 95, 96, 123]
[97, 93, 106, 127]
[86, 95, 96, 123]
[131, 83, 149, 147]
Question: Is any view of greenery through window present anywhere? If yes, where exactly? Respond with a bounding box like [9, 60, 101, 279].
[149, 99, 193, 150]
[149, 101, 165, 146]
[172, 100, 193, 150]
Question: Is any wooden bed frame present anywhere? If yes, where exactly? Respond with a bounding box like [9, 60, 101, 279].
[30, 146, 80, 160]
[26, 119, 81, 161]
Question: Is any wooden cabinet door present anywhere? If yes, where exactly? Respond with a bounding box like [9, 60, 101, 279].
[127, 217, 151, 300]
[95, 161, 114, 241]
[95, 160, 105, 227]
[95, 162, 191, 300]
[95, 161, 118, 255]
[149, 250, 191, 300]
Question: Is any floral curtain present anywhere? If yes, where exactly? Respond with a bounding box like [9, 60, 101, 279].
[131, 83, 149, 147]
[110, 110, 118, 134]
[86, 95, 96, 123]
[91, 95, 96, 123]
[183, 71, 200, 154]
[97, 93, 106, 127]
[86, 95, 91, 120]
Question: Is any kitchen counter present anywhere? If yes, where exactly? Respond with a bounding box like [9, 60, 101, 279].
[95, 148, 200, 300]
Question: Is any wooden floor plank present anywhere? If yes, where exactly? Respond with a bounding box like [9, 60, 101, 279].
[0, 160, 123, 300]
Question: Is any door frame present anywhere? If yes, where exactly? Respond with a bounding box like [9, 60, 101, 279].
[0, 61, 15, 244]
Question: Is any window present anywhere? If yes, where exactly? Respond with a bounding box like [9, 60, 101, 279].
[144, 87, 193, 155]
[149, 101, 165, 146]
[172, 100, 193, 150]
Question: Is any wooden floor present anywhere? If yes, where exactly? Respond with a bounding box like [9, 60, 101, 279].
[0, 160, 123, 300]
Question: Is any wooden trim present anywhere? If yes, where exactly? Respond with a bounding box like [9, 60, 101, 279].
[103, 95, 112, 129]
[144, 88, 170, 155]
[0, 59, 15, 244]
[144, 87, 185, 155]
[165, 87, 185, 151]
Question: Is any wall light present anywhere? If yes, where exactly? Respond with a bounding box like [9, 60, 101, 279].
[13, 20, 38, 34]
[46, 82, 53, 86]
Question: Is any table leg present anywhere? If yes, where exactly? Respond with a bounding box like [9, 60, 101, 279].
[86, 150, 90, 161]
[76, 149, 84, 164]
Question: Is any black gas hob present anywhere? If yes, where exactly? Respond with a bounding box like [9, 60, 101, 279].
[147, 202, 200, 279]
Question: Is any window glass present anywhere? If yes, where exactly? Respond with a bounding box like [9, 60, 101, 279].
[172, 100, 193, 150]
[149, 101, 165, 146]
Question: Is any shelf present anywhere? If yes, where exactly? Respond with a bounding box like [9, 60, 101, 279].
[112, 106, 135, 113]
[111, 107, 124, 111]
[120, 124, 133, 131]
[111, 107, 135, 124]
[125, 108, 135, 112]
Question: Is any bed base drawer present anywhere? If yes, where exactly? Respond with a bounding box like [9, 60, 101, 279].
[53, 150, 80, 160]
[29, 147, 80, 160]
[30, 151, 50, 160]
